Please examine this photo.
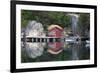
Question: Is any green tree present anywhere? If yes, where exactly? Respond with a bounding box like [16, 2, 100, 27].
[21, 10, 71, 29]
[78, 13, 90, 37]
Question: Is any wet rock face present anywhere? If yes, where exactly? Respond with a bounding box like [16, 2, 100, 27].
[25, 21, 45, 37]
[22, 21, 46, 59]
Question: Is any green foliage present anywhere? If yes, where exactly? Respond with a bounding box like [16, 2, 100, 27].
[21, 10, 71, 28]
[78, 13, 90, 36]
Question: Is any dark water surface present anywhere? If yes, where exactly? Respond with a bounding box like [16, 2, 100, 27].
[21, 41, 90, 63]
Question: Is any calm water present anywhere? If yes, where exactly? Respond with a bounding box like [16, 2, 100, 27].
[21, 19, 90, 63]
[21, 41, 90, 63]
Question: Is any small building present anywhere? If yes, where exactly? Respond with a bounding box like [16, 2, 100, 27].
[47, 25, 64, 38]
[47, 24, 64, 54]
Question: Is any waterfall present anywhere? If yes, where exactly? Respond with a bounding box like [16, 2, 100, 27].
[67, 14, 79, 60]
[68, 14, 79, 35]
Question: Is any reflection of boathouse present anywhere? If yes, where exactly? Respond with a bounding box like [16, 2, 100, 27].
[47, 25, 64, 54]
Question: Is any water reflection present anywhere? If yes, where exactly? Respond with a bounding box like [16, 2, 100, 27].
[21, 41, 90, 62]
[25, 42, 45, 59]
[21, 21, 46, 60]
[21, 20, 90, 63]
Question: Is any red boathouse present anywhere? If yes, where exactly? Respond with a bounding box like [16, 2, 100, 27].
[47, 24, 64, 54]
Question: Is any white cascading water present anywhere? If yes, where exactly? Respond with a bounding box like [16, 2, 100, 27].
[68, 14, 79, 60]
[68, 14, 79, 35]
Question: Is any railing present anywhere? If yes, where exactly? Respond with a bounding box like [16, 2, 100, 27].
[21, 36, 89, 43]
